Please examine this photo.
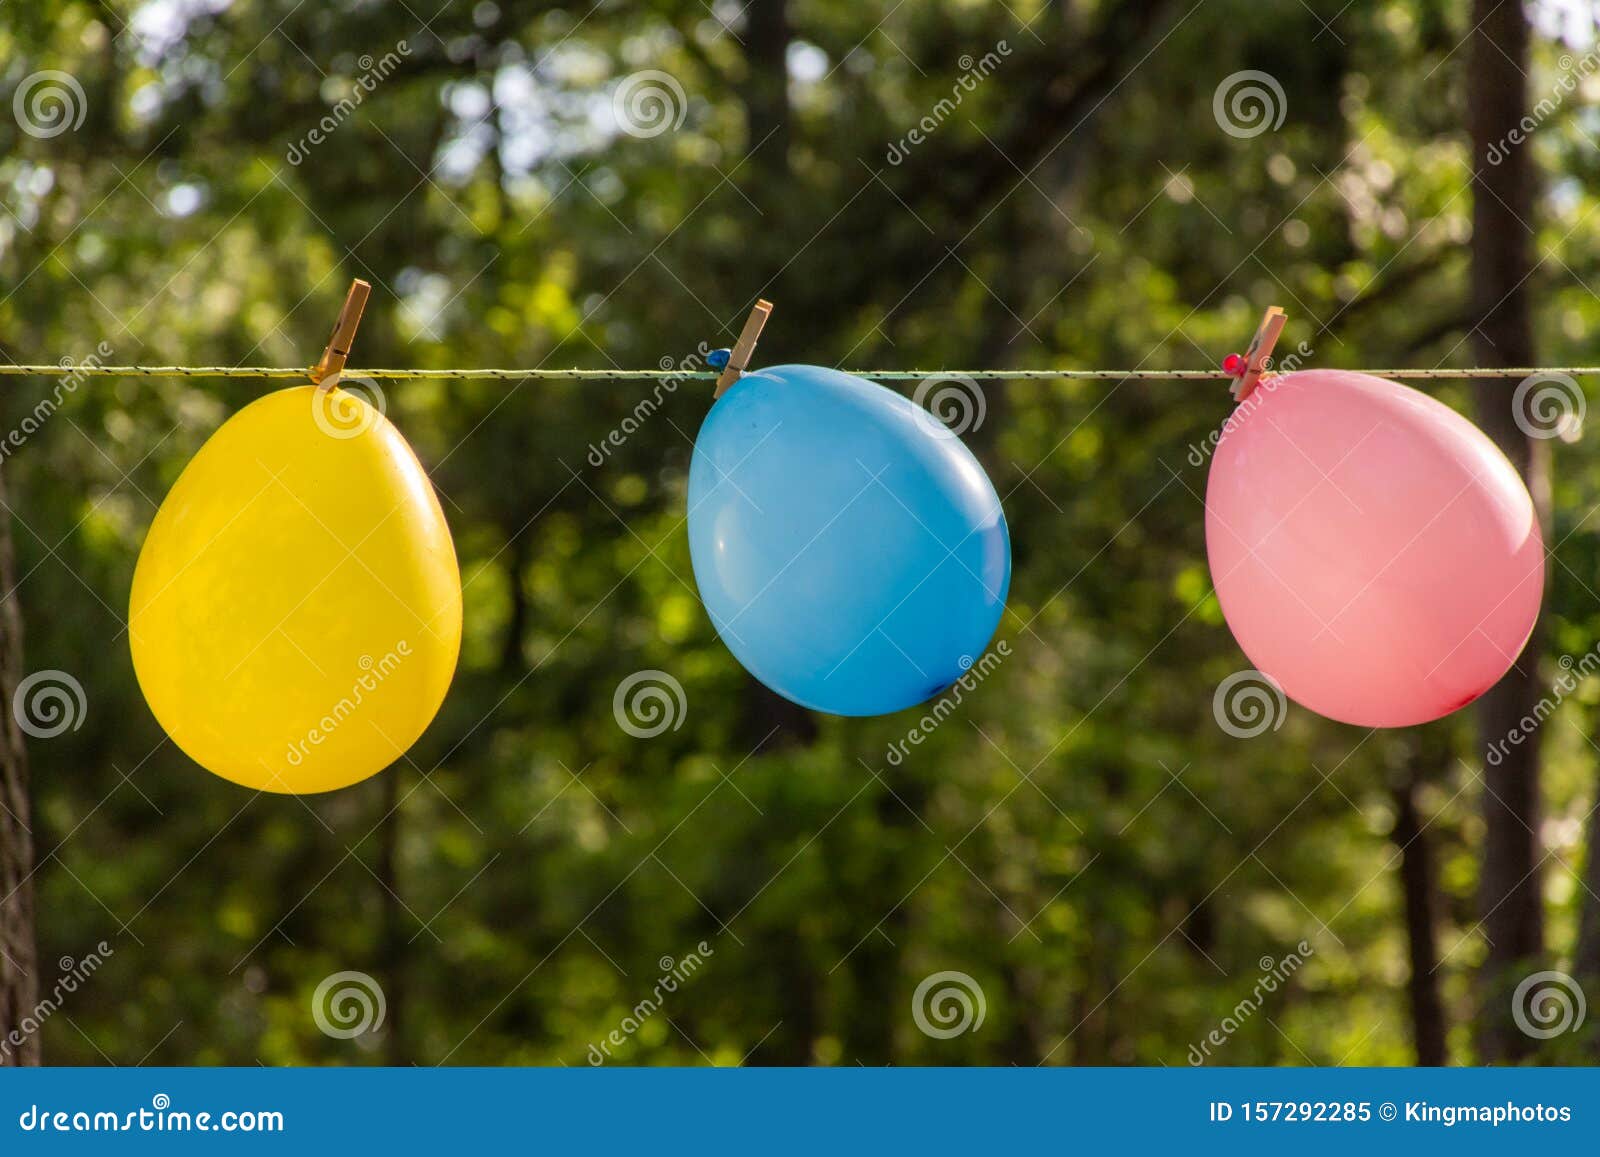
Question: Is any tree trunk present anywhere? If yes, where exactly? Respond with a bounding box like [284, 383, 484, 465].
[1391, 763, 1447, 1065]
[745, 927, 817, 1064]
[498, 527, 530, 675]
[1467, 0, 1548, 1065]
[377, 770, 407, 1065]
[740, 0, 791, 179]
[0, 464, 37, 1066]
[1579, 799, 1600, 973]
[1577, 785, 1600, 1060]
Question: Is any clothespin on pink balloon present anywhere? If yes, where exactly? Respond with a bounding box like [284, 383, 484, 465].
[714, 300, 774, 398]
[309, 279, 372, 389]
[1224, 306, 1286, 402]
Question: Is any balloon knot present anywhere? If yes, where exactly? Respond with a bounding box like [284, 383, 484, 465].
[707, 348, 731, 371]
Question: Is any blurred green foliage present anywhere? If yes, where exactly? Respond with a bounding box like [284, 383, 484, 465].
[2, 0, 1599, 1066]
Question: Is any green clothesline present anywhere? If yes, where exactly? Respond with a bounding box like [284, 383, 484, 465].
[0, 365, 1597, 381]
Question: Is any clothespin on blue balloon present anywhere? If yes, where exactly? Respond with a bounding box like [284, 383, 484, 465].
[712, 300, 774, 398]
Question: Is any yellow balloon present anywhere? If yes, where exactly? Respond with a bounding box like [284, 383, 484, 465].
[129, 385, 462, 794]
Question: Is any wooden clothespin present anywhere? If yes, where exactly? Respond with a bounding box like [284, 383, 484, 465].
[1229, 306, 1285, 402]
[714, 299, 773, 397]
[308, 279, 371, 389]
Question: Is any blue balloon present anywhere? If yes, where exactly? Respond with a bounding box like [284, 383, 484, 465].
[688, 364, 1011, 716]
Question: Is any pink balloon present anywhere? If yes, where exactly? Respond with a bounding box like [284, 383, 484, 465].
[1206, 370, 1544, 728]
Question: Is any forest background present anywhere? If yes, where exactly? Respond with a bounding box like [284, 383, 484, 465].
[1, 0, 1598, 1067]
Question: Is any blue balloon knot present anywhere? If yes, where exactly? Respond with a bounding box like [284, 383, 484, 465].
[706, 348, 731, 371]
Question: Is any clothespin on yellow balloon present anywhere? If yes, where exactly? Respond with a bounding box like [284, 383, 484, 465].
[1228, 306, 1285, 403]
[714, 299, 774, 397]
[129, 271, 463, 796]
[309, 279, 372, 388]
